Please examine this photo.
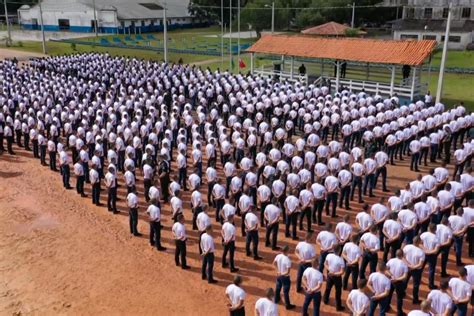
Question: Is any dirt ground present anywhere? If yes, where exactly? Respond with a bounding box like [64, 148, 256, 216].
[0, 48, 46, 62]
[0, 143, 471, 316]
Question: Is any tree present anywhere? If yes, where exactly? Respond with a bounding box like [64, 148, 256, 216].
[189, 0, 249, 25]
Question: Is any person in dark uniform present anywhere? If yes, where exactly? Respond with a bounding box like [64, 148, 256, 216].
[159, 154, 170, 203]
[299, 64, 306, 76]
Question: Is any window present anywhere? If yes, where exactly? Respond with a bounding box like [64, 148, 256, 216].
[58, 19, 70, 30]
[139, 3, 163, 10]
[424, 8, 433, 19]
[423, 35, 437, 40]
[441, 35, 461, 43]
[461, 7, 471, 18]
[401, 34, 419, 40]
[442, 8, 449, 18]
[406, 7, 415, 19]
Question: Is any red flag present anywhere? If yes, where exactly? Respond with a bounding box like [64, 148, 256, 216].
[239, 58, 246, 69]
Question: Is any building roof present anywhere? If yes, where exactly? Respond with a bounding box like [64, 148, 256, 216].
[391, 19, 474, 33]
[247, 35, 436, 65]
[301, 21, 366, 36]
[19, 0, 191, 19]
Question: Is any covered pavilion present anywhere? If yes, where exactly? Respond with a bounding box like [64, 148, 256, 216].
[246, 35, 437, 100]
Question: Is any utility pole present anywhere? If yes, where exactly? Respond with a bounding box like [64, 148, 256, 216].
[92, 0, 98, 36]
[229, 0, 232, 71]
[271, 1, 274, 33]
[38, 0, 46, 54]
[163, 1, 168, 63]
[3, 0, 12, 45]
[436, 2, 452, 104]
[351, 2, 355, 28]
[221, 0, 224, 66]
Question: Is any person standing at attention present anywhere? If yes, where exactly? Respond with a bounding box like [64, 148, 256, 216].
[225, 275, 246, 316]
[273, 245, 296, 310]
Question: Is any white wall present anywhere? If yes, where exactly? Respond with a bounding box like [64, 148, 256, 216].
[394, 30, 472, 49]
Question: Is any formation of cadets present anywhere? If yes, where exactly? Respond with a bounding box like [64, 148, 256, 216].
[0, 53, 473, 316]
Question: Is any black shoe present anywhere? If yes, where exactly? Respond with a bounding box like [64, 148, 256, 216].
[318, 221, 325, 226]
[133, 233, 143, 237]
[182, 265, 191, 270]
[246, 252, 251, 257]
[285, 304, 296, 310]
[369, 194, 375, 198]
[222, 263, 229, 268]
[66, 186, 73, 190]
[331, 215, 338, 218]
[323, 300, 329, 305]
[113, 210, 119, 214]
[296, 288, 303, 293]
[230, 268, 239, 273]
[345, 207, 352, 210]
[150, 242, 155, 247]
[456, 261, 464, 266]
[441, 273, 450, 278]
[208, 279, 218, 284]
[292, 237, 299, 241]
[254, 256, 263, 261]
[412, 300, 421, 305]
[336, 306, 345, 312]
[429, 285, 438, 290]
[96, 202, 104, 206]
[383, 189, 390, 192]
[81, 194, 87, 198]
[272, 246, 281, 251]
[157, 246, 167, 251]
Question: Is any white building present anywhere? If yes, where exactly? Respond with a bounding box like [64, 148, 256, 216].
[382, 0, 474, 49]
[18, 0, 198, 34]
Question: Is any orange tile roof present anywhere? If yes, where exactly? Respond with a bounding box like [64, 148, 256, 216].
[247, 35, 437, 66]
[301, 21, 366, 36]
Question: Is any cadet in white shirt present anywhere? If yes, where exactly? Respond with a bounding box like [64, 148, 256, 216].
[347, 279, 370, 316]
[301, 258, 324, 316]
[420, 223, 440, 289]
[104, 165, 118, 213]
[225, 275, 246, 316]
[407, 300, 433, 316]
[449, 207, 468, 267]
[342, 235, 362, 291]
[126, 192, 141, 236]
[403, 237, 425, 304]
[323, 245, 345, 311]
[172, 214, 190, 270]
[382, 212, 403, 262]
[73, 161, 86, 197]
[255, 288, 278, 316]
[427, 280, 452, 316]
[59, 146, 72, 189]
[295, 232, 316, 293]
[89, 165, 101, 206]
[264, 203, 281, 250]
[201, 225, 217, 284]
[360, 225, 380, 280]
[449, 267, 471, 316]
[222, 214, 239, 273]
[197, 207, 212, 254]
[245, 210, 262, 260]
[386, 250, 409, 316]
[316, 223, 338, 273]
[367, 262, 391, 316]
[147, 200, 166, 251]
[273, 246, 295, 310]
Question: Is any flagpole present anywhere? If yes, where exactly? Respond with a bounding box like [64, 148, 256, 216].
[229, 0, 232, 71]
[436, 2, 452, 104]
[237, 0, 240, 71]
[221, 0, 224, 67]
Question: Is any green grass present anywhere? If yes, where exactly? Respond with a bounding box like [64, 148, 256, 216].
[431, 50, 474, 69]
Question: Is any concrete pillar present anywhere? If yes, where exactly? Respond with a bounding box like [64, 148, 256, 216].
[411, 66, 417, 100]
[250, 52, 254, 74]
[390, 65, 396, 96]
[290, 56, 294, 80]
[335, 61, 341, 92]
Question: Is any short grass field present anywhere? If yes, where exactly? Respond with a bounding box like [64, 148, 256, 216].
[1, 27, 473, 110]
